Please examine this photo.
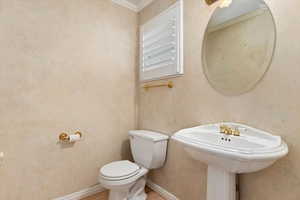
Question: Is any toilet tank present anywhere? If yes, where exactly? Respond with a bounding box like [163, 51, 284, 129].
[129, 130, 169, 169]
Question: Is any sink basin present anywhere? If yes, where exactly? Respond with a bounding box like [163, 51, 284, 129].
[172, 123, 288, 200]
[172, 122, 288, 173]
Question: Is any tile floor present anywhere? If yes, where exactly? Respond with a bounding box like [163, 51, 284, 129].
[82, 187, 165, 200]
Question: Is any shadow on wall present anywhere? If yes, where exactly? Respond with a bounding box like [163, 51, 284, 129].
[121, 139, 133, 161]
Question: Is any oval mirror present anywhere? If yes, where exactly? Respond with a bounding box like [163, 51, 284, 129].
[202, 0, 276, 96]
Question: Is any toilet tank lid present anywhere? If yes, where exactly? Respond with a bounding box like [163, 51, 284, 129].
[129, 130, 169, 142]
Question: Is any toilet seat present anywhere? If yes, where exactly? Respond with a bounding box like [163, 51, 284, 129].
[100, 160, 140, 181]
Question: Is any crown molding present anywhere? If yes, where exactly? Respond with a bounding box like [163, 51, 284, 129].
[112, 0, 139, 12]
[111, 0, 155, 12]
[138, 0, 155, 11]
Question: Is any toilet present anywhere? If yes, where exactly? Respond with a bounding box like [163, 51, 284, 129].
[99, 130, 169, 200]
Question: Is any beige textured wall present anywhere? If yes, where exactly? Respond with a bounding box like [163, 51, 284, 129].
[0, 0, 137, 199]
[138, 0, 300, 200]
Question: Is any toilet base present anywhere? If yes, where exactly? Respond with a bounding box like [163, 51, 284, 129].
[107, 174, 147, 200]
[108, 189, 147, 200]
[109, 189, 129, 200]
[128, 177, 147, 200]
[129, 192, 147, 200]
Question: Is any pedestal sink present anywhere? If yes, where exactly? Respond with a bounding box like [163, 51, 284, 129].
[172, 123, 288, 200]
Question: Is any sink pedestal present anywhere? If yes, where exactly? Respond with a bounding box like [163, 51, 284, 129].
[207, 166, 236, 200]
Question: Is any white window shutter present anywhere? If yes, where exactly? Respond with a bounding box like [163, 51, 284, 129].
[140, 0, 183, 82]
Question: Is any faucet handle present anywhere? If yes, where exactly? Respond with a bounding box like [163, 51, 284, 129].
[232, 128, 240, 136]
[220, 125, 227, 133]
[220, 125, 232, 135]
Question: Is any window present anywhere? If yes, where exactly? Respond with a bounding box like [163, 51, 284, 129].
[139, 0, 183, 82]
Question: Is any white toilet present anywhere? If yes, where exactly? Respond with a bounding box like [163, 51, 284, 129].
[99, 130, 169, 200]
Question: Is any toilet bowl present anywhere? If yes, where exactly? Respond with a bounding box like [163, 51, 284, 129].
[99, 130, 169, 200]
[99, 160, 149, 200]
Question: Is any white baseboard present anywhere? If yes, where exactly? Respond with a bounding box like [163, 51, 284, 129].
[53, 184, 106, 200]
[147, 180, 179, 200]
[53, 180, 178, 200]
